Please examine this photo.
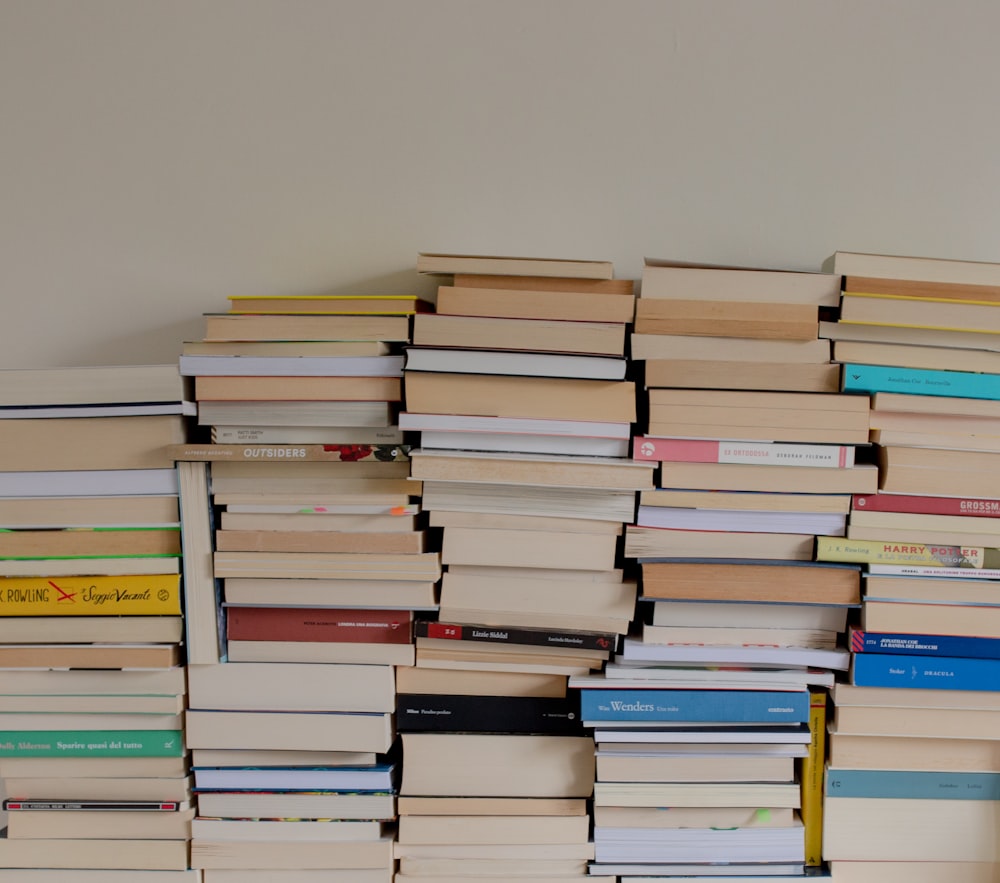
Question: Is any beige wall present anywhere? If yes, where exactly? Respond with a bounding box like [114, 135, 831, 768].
[2, 0, 999, 368]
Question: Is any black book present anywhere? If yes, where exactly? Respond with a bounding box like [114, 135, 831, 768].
[395, 693, 584, 735]
[414, 619, 617, 652]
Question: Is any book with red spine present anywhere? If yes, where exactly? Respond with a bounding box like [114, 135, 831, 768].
[852, 493, 1000, 517]
[225, 606, 413, 644]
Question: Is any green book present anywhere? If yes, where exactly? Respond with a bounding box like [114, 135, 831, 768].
[0, 730, 184, 757]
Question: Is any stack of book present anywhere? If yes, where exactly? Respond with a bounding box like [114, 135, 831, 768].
[610, 260, 875, 877]
[393, 252, 648, 881]
[177, 295, 435, 883]
[814, 251, 1000, 877]
[0, 365, 193, 877]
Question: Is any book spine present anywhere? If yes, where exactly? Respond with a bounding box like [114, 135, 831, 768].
[853, 493, 1000, 518]
[867, 564, 1000, 579]
[801, 691, 827, 867]
[0, 574, 181, 616]
[842, 362, 1000, 400]
[851, 652, 1000, 691]
[850, 627, 1000, 659]
[415, 620, 618, 652]
[395, 694, 584, 735]
[167, 444, 410, 462]
[825, 768, 1000, 800]
[579, 689, 809, 723]
[4, 800, 183, 811]
[816, 536, 1000, 569]
[0, 730, 184, 757]
[633, 437, 853, 468]
[225, 607, 413, 644]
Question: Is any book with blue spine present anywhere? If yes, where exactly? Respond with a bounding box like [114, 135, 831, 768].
[851, 652, 1000, 691]
[579, 689, 809, 724]
[842, 362, 1000, 401]
[826, 768, 1000, 800]
[850, 627, 1000, 659]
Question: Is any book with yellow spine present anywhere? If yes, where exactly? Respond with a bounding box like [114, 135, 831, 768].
[0, 574, 181, 616]
[801, 690, 827, 866]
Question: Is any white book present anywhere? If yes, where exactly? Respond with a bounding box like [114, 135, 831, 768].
[617, 638, 850, 670]
[404, 347, 626, 379]
[0, 402, 196, 419]
[419, 430, 628, 458]
[0, 468, 179, 498]
[198, 400, 392, 427]
[180, 354, 404, 377]
[635, 506, 846, 535]
[211, 425, 404, 444]
[398, 411, 631, 439]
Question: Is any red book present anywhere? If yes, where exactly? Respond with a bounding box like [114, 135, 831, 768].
[225, 607, 413, 644]
[852, 493, 1000, 518]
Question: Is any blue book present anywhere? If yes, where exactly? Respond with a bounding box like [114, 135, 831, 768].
[841, 363, 1000, 401]
[579, 689, 809, 724]
[851, 652, 1000, 691]
[851, 627, 1000, 660]
[826, 768, 1000, 800]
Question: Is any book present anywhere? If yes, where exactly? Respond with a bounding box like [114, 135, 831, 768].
[203, 873, 390, 883]
[454, 272, 632, 294]
[215, 528, 425, 554]
[860, 602, 1000, 640]
[599, 665, 834, 692]
[396, 795, 586, 815]
[631, 332, 831, 362]
[222, 576, 438, 609]
[592, 804, 797, 827]
[411, 313, 626, 355]
[185, 709, 394, 753]
[394, 666, 568, 699]
[640, 622, 838, 649]
[624, 527, 815, 561]
[592, 823, 806, 864]
[642, 358, 840, 393]
[843, 361, 1000, 400]
[863, 573, 1000, 604]
[592, 725, 811, 745]
[816, 535, 1000, 568]
[618, 637, 850, 670]
[416, 252, 614, 279]
[171, 443, 409, 463]
[592, 780, 801, 808]
[210, 425, 404, 444]
[187, 661, 396, 713]
[399, 733, 596, 797]
[194, 791, 395, 820]
[192, 764, 395, 791]
[415, 619, 616, 652]
[0, 416, 185, 472]
[195, 374, 401, 402]
[878, 444, 1000, 497]
[828, 731, 1000, 772]
[190, 836, 395, 870]
[0, 616, 181, 644]
[0, 756, 188, 778]
[633, 436, 856, 467]
[213, 550, 441, 581]
[179, 353, 404, 376]
[829, 250, 1000, 285]
[184, 339, 392, 356]
[202, 313, 410, 341]
[642, 488, 852, 513]
[639, 560, 861, 604]
[226, 294, 429, 314]
[634, 298, 819, 340]
[225, 606, 413, 643]
[0, 573, 180, 615]
[191, 818, 385, 841]
[0, 643, 180, 668]
[409, 448, 653, 490]
[435, 285, 635, 323]
[840, 292, 1000, 334]
[851, 652, 1000, 691]
[823, 795, 1000, 861]
[826, 861, 1000, 883]
[3, 806, 195, 839]
[417, 429, 629, 458]
[0, 667, 185, 696]
[647, 388, 871, 444]
[648, 599, 850, 630]
[190, 748, 375, 767]
[0, 730, 183, 757]
[421, 480, 638, 522]
[197, 399, 393, 427]
[3, 775, 191, 801]
[800, 691, 826, 867]
[641, 258, 841, 306]
[594, 752, 794, 783]
[825, 767, 1000, 800]
[404, 372, 636, 422]
[0, 365, 189, 407]
[846, 521, 1000, 549]
[853, 492, 1000, 517]
[579, 689, 809, 724]
[872, 390, 1000, 417]
[834, 338, 1000, 373]
[395, 693, 583, 734]
[0, 526, 180, 559]
[397, 812, 589, 845]
[441, 525, 619, 571]
[0, 495, 179, 529]
[654, 462, 878, 495]
[398, 410, 631, 439]
[845, 274, 1000, 302]
[820, 317, 1000, 351]
[636, 505, 846, 535]
[0, 694, 184, 716]
[403, 346, 626, 379]
[0, 838, 189, 870]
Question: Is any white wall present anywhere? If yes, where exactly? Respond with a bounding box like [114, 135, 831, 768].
[2, 0, 999, 368]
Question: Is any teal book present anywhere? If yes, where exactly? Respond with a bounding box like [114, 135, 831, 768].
[826, 768, 1000, 800]
[841, 363, 1000, 401]
[0, 730, 184, 757]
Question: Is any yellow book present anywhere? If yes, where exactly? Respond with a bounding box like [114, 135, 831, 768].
[0, 573, 181, 616]
[800, 690, 827, 866]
